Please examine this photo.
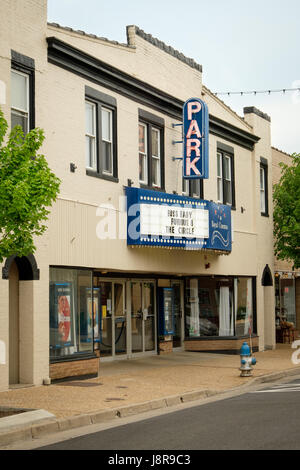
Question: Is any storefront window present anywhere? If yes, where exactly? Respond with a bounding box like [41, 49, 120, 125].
[275, 275, 296, 327]
[185, 277, 255, 338]
[50, 268, 94, 360]
[234, 278, 253, 336]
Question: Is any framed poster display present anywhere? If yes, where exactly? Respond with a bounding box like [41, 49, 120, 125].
[50, 282, 74, 350]
[80, 287, 100, 343]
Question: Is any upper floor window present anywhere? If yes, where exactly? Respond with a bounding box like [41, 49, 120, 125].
[85, 100, 97, 170]
[138, 109, 164, 190]
[260, 157, 269, 216]
[151, 127, 161, 187]
[216, 143, 235, 208]
[85, 86, 118, 182]
[11, 70, 29, 134]
[182, 173, 203, 199]
[139, 123, 148, 185]
[11, 50, 35, 135]
[101, 107, 113, 176]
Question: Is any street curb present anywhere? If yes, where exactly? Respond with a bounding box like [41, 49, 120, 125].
[1, 366, 300, 448]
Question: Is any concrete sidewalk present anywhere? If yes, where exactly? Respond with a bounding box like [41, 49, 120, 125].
[0, 344, 299, 447]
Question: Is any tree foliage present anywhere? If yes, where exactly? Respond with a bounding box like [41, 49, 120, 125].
[273, 153, 300, 269]
[0, 109, 60, 263]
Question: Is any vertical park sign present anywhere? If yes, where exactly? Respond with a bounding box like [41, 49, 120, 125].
[183, 98, 209, 179]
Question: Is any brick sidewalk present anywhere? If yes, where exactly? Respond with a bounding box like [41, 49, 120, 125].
[0, 344, 298, 419]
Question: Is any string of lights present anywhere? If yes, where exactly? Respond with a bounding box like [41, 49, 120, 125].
[214, 87, 300, 97]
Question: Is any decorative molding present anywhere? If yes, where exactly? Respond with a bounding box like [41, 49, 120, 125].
[138, 108, 165, 127]
[262, 264, 273, 286]
[11, 50, 35, 70]
[47, 37, 260, 151]
[244, 106, 271, 123]
[85, 85, 117, 107]
[2, 254, 40, 281]
[128, 25, 202, 73]
[210, 115, 260, 151]
[217, 141, 234, 155]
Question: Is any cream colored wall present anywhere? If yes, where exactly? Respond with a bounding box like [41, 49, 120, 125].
[48, 198, 258, 276]
[202, 87, 253, 133]
[0, 0, 47, 125]
[244, 112, 275, 349]
[47, 24, 202, 103]
[0, 0, 48, 389]
[42, 59, 259, 278]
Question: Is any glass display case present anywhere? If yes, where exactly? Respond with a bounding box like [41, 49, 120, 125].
[158, 287, 174, 336]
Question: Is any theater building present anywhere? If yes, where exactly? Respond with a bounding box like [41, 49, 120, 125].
[0, 0, 276, 390]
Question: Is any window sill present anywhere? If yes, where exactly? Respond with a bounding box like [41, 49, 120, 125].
[184, 334, 258, 341]
[139, 184, 165, 192]
[86, 169, 119, 183]
[261, 212, 269, 218]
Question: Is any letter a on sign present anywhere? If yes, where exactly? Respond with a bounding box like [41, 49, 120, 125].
[183, 98, 209, 179]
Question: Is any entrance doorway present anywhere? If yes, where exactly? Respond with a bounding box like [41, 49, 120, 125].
[95, 280, 126, 358]
[94, 278, 157, 360]
[130, 281, 156, 356]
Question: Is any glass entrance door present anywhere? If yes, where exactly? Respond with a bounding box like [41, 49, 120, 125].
[94, 277, 156, 359]
[131, 281, 156, 355]
[114, 282, 126, 356]
[95, 279, 126, 358]
[172, 281, 184, 348]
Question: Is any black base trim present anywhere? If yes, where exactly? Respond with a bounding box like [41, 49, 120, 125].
[185, 347, 259, 355]
[50, 352, 97, 364]
[51, 373, 98, 384]
[184, 335, 258, 342]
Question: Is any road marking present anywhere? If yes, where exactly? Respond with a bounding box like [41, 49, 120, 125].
[250, 383, 300, 394]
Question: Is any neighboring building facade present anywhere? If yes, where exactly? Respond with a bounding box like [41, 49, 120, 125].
[0, 0, 276, 391]
[272, 147, 300, 337]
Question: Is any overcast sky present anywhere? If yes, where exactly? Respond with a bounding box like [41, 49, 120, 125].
[48, 0, 300, 154]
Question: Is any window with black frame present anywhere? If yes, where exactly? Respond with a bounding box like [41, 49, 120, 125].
[182, 173, 204, 199]
[11, 50, 35, 135]
[260, 157, 269, 216]
[85, 86, 118, 182]
[138, 109, 164, 190]
[216, 143, 235, 209]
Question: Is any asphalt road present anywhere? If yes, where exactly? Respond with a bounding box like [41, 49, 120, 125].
[37, 379, 300, 451]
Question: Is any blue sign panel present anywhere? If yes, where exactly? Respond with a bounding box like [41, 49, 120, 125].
[183, 98, 209, 180]
[126, 187, 231, 253]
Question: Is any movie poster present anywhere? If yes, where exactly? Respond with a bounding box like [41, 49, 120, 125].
[50, 282, 74, 350]
[80, 288, 100, 343]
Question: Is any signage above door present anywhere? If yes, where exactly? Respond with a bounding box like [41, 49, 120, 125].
[126, 187, 231, 253]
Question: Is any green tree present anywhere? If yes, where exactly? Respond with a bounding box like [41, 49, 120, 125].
[0, 109, 60, 263]
[273, 153, 300, 269]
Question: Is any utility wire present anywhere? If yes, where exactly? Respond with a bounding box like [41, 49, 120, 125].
[214, 87, 300, 97]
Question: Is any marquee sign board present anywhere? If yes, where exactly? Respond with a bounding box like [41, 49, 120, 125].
[183, 97, 209, 179]
[126, 187, 231, 253]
